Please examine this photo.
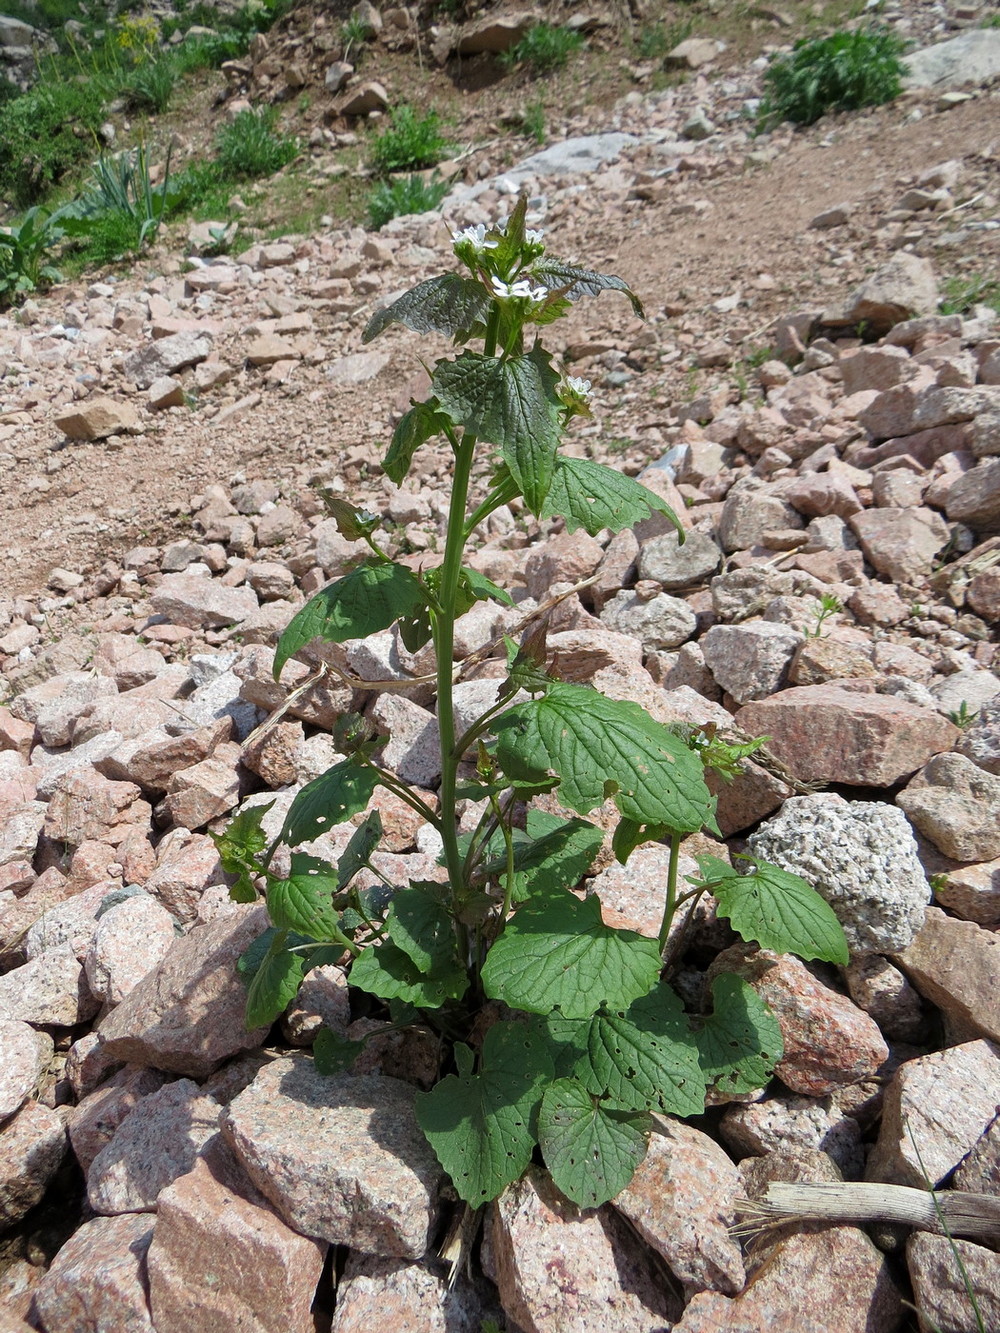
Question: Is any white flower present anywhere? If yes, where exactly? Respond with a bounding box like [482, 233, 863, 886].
[566, 375, 592, 398]
[452, 223, 498, 253]
[525, 228, 545, 245]
[492, 275, 547, 303]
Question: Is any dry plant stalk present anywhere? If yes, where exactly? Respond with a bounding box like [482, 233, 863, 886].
[736, 1181, 1000, 1241]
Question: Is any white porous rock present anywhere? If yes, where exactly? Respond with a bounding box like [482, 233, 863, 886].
[599, 589, 697, 652]
[748, 793, 930, 955]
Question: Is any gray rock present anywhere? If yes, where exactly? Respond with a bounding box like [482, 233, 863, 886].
[599, 588, 697, 651]
[701, 620, 803, 705]
[222, 1059, 444, 1258]
[972, 410, 1000, 459]
[717, 480, 804, 552]
[903, 29, 1000, 90]
[958, 700, 1000, 774]
[183, 669, 262, 740]
[149, 574, 260, 630]
[87, 1079, 221, 1214]
[930, 669, 1000, 718]
[898, 753, 1000, 862]
[637, 529, 721, 590]
[946, 459, 1000, 532]
[748, 793, 930, 955]
[681, 107, 716, 140]
[841, 251, 939, 335]
[503, 133, 641, 182]
[125, 333, 213, 390]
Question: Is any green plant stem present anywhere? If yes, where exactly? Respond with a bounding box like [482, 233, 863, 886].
[658, 831, 682, 954]
[494, 793, 516, 925]
[435, 311, 499, 951]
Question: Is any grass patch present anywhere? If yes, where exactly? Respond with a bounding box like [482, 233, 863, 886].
[759, 25, 906, 127]
[634, 18, 693, 60]
[370, 106, 456, 174]
[122, 59, 177, 114]
[0, 79, 108, 206]
[500, 23, 585, 75]
[939, 274, 1000, 316]
[366, 174, 448, 230]
[215, 107, 299, 179]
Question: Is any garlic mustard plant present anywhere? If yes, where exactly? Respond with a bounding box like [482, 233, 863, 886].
[217, 198, 849, 1211]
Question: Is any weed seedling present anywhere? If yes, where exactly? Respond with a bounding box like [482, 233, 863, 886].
[804, 592, 842, 638]
[219, 201, 849, 1215]
[759, 26, 906, 128]
[947, 701, 978, 730]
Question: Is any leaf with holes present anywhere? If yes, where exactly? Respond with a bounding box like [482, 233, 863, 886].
[336, 810, 383, 889]
[266, 854, 346, 944]
[278, 761, 379, 848]
[573, 985, 707, 1117]
[481, 889, 662, 1019]
[478, 810, 603, 902]
[695, 973, 783, 1098]
[362, 273, 491, 344]
[386, 884, 459, 976]
[494, 681, 716, 834]
[415, 1022, 553, 1206]
[273, 561, 426, 679]
[538, 1078, 650, 1208]
[541, 456, 684, 538]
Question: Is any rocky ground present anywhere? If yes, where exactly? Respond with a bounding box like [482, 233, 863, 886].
[2, 3, 1000, 1332]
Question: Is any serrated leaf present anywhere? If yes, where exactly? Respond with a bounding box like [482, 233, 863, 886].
[274, 561, 426, 679]
[384, 400, 451, 485]
[386, 885, 460, 976]
[242, 929, 305, 1029]
[538, 1078, 650, 1208]
[432, 347, 561, 514]
[349, 939, 468, 1008]
[212, 800, 273, 902]
[313, 1026, 365, 1075]
[541, 456, 684, 538]
[494, 681, 716, 834]
[479, 811, 603, 902]
[695, 973, 783, 1098]
[415, 1022, 553, 1206]
[363, 273, 491, 344]
[337, 810, 383, 889]
[266, 853, 341, 942]
[278, 760, 379, 848]
[579, 986, 707, 1117]
[481, 889, 662, 1019]
[532, 261, 644, 317]
[711, 858, 850, 965]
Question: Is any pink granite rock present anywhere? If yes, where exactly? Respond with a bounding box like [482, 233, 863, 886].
[711, 947, 889, 1096]
[0, 1101, 67, 1229]
[933, 857, 1000, 926]
[674, 1227, 902, 1333]
[43, 770, 150, 848]
[720, 1094, 864, 1177]
[31, 1213, 154, 1333]
[848, 506, 950, 583]
[614, 1119, 745, 1296]
[143, 830, 226, 924]
[150, 574, 259, 630]
[735, 685, 959, 786]
[908, 1233, 1000, 1333]
[69, 1066, 170, 1173]
[0, 1022, 52, 1120]
[161, 742, 243, 830]
[331, 1252, 499, 1333]
[222, 1058, 443, 1258]
[0, 945, 100, 1027]
[489, 1168, 680, 1333]
[898, 753, 1000, 863]
[87, 1079, 221, 1214]
[896, 907, 1000, 1044]
[96, 904, 271, 1077]
[84, 895, 178, 1006]
[147, 1143, 327, 1333]
[866, 1040, 1000, 1188]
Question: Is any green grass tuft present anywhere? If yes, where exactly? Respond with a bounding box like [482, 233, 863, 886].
[500, 23, 585, 75]
[370, 106, 456, 175]
[214, 107, 299, 179]
[366, 174, 448, 230]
